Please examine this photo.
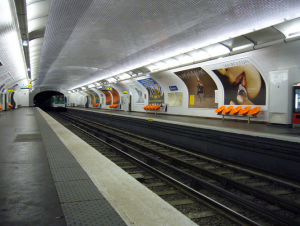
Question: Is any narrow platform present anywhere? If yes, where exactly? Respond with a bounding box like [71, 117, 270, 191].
[0, 108, 66, 226]
[68, 107, 300, 143]
[0, 108, 197, 226]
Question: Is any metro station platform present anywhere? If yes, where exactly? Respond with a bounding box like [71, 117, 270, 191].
[68, 107, 300, 144]
[0, 107, 197, 226]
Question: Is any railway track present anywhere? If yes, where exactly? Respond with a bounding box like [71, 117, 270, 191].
[49, 111, 300, 226]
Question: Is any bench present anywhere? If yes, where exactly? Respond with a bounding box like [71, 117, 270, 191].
[143, 104, 162, 114]
[215, 106, 261, 123]
[109, 104, 118, 110]
[92, 104, 99, 108]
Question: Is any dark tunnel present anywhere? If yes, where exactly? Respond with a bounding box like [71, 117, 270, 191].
[33, 91, 64, 110]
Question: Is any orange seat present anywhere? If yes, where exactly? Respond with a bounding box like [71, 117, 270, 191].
[222, 106, 233, 114]
[230, 106, 242, 115]
[8, 104, 13, 108]
[149, 105, 156, 110]
[0, 106, 2, 110]
[239, 106, 251, 116]
[93, 104, 99, 107]
[109, 104, 118, 108]
[248, 106, 261, 117]
[143, 105, 150, 110]
[154, 105, 161, 110]
[215, 106, 225, 114]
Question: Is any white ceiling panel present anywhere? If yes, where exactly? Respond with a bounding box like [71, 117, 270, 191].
[24, 0, 300, 90]
[28, 16, 48, 33]
[0, 0, 27, 88]
[27, 0, 51, 21]
[30, 45, 42, 53]
[29, 37, 44, 47]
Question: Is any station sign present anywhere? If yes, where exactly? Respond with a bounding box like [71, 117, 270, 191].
[169, 86, 178, 91]
[122, 90, 128, 94]
[101, 86, 112, 91]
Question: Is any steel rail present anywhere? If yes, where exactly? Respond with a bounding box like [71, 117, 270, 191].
[64, 114, 300, 215]
[69, 121, 262, 226]
[58, 113, 299, 226]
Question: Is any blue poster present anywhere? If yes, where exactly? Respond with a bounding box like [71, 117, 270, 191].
[138, 78, 164, 103]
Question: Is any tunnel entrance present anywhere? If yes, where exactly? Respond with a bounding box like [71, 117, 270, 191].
[33, 91, 64, 111]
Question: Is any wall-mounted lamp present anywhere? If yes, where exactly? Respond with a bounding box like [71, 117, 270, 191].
[22, 40, 28, 46]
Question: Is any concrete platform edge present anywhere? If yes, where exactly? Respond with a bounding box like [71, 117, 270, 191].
[37, 108, 197, 226]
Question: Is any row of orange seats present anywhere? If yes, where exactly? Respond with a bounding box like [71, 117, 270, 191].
[143, 104, 161, 110]
[92, 104, 99, 107]
[109, 104, 118, 108]
[215, 106, 261, 117]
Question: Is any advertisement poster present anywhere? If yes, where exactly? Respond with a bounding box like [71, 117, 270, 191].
[174, 67, 218, 108]
[89, 90, 100, 103]
[85, 91, 95, 103]
[138, 78, 164, 103]
[169, 92, 183, 107]
[102, 91, 112, 105]
[168, 93, 175, 106]
[209, 59, 266, 105]
[110, 88, 120, 104]
[128, 83, 144, 105]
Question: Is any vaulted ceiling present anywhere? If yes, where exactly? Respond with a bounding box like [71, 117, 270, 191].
[2, 0, 300, 91]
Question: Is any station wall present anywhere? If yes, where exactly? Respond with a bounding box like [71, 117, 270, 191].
[68, 39, 300, 124]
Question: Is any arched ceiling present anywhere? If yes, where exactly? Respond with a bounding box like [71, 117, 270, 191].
[17, 1, 300, 90]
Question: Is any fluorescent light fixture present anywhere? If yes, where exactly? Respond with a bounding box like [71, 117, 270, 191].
[146, 73, 150, 76]
[174, 54, 194, 64]
[274, 17, 300, 38]
[81, 87, 86, 90]
[88, 84, 95, 88]
[187, 49, 210, 61]
[202, 43, 230, 57]
[98, 86, 103, 89]
[145, 64, 159, 72]
[232, 43, 254, 51]
[164, 58, 180, 68]
[289, 31, 300, 37]
[27, 68, 31, 71]
[106, 78, 117, 83]
[118, 73, 131, 80]
[94, 82, 100, 86]
[155, 61, 169, 70]
[68, 91, 72, 93]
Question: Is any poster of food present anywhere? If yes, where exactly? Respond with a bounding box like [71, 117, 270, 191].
[138, 78, 164, 103]
[102, 90, 112, 105]
[110, 88, 120, 104]
[174, 67, 218, 108]
[85, 91, 95, 103]
[210, 59, 266, 105]
[89, 90, 100, 103]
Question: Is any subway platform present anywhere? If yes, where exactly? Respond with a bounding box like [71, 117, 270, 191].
[0, 107, 197, 226]
[68, 107, 300, 144]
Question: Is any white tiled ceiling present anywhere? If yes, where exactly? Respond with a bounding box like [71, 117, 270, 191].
[0, 0, 28, 88]
[29, 0, 300, 89]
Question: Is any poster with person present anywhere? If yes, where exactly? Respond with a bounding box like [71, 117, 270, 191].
[138, 78, 164, 103]
[110, 88, 120, 104]
[102, 90, 112, 105]
[207, 58, 266, 105]
[128, 83, 144, 105]
[174, 67, 218, 108]
[89, 90, 100, 103]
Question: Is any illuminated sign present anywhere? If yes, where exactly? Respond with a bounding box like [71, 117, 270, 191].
[122, 91, 128, 94]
